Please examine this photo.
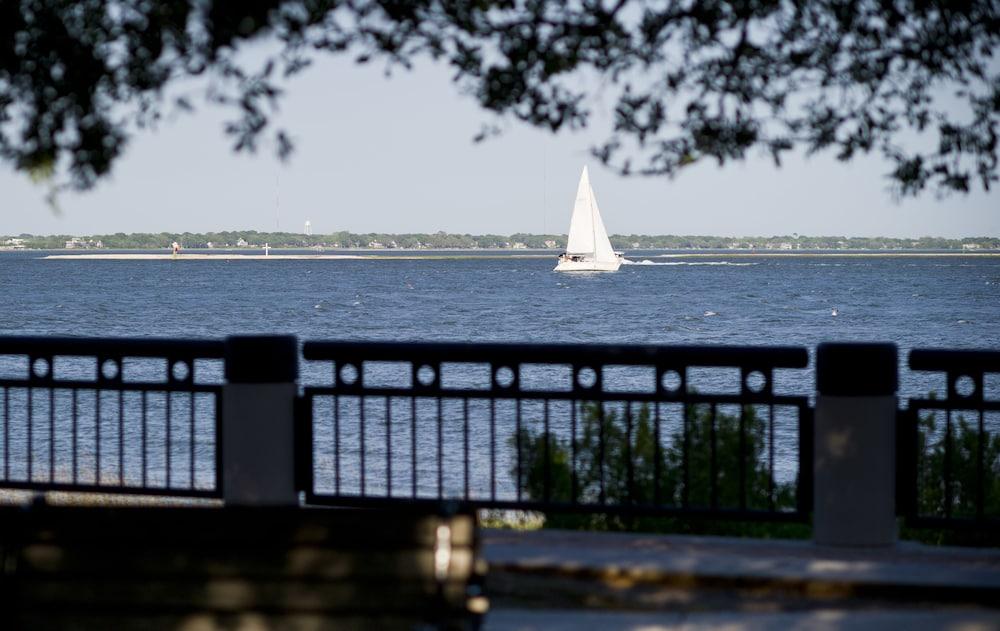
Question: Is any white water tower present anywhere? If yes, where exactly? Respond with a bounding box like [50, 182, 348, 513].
[304, 220, 312, 236]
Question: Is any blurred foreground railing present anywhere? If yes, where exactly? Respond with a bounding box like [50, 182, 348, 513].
[900, 349, 1000, 531]
[300, 341, 813, 522]
[0, 337, 224, 498]
[0, 335, 997, 544]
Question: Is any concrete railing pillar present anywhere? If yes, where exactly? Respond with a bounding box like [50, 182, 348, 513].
[222, 335, 299, 506]
[814, 342, 898, 547]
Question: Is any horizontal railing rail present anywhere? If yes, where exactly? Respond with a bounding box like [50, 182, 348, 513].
[303, 341, 809, 368]
[300, 341, 813, 522]
[0, 336, 224, 498]
[901, 348, 1000, 530]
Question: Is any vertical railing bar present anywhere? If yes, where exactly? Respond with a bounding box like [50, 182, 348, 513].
[71, 388, 78, 484]
[360, 395, 366, 496]
[3, 387, 8, 480]
[304, 393, 315, 498]
[796, 404, 814, 518]
[140, 390, 147, 488]
[710, 402, 718, 510]
[189, 391, 195, 490]
[598, 400, 606, 505]
[386, 395, 392, 498]
[570, 399, 578, 504]
[977, 407, 985, 521]
[49, 387, 55, 482]
[653, 400, 661, 505]
[543, 399, 551, 503]
[410, 396, 416, 498]
[164, 390, 171, 488]
[27, 386, 33, 482]
[96, 389, 103, 485]
[682, 398, 690, 508]
[490, 398, 496, 502]
[768, 403, 775, 512]
[118, 390, 125, 486]
[437, 396, 443, 500]
[118, 389, 124, 486]
[214, 390, 222, 494]
[463, 397, 470, 501]
[625, 401, 634, 506]
[944, 408, 953, 519]
[334, 394, 341, 496]
[515, 398, 522, 502]
[738, 403, 747, 512]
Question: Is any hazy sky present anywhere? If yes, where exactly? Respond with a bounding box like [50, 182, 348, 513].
[1, 54, 997, 238]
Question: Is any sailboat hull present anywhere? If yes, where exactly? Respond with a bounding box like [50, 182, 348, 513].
[554, 256, 623, 272]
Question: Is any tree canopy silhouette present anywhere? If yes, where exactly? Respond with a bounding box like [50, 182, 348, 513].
[2, 1, 998, 197]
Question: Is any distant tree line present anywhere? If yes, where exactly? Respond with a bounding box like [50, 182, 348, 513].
[3, 231, 998, 251]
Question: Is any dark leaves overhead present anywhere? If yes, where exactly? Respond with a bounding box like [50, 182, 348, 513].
[1, 0, 998, 197]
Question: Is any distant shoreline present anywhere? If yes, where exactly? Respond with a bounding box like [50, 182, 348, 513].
[40, 250, 1000, 261]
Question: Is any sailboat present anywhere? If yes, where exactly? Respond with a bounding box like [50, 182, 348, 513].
[554, 166, 624, 272]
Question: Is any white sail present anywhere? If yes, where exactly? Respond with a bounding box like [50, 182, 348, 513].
[589, 193, 617, 263]
[556, 166, 623, 272]
[566, 166, 597, 256]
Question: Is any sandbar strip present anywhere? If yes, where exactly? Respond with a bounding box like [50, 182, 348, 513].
[42, 251, 1000, 261]
[43, 253, 551, 260]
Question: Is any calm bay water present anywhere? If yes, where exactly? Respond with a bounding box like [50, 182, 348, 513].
[1, 250, 998, 496]
[3, 250, 997, 351]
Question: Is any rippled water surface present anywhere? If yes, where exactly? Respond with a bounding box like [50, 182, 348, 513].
[4, 250, 998, 356]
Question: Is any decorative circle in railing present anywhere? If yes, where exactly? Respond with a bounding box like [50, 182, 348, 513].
[416, 364, 437, 387]
[31, 357, 50, 379]
[101, 358, 119, 380]
[660, 369, 682, 393]
[954, 374, 976, 398]
[576, 366, 597, 389]
[494, 365, 516, 389]
[339, 363, 358, 386]
[745, 370, 767, 393]
[171, 360, 190, 382]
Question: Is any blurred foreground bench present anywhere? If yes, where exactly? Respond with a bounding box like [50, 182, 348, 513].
[0, 504, 486, 630]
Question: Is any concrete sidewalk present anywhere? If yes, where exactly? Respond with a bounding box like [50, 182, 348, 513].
[483, 529, 1000, 611]
[485, 608, 1000, 631]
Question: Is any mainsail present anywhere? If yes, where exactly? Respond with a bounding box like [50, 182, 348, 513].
[565, 166, 617, 264]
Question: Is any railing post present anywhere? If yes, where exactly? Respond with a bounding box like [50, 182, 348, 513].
[814, 342, 898, 547]
[223, 335, 299, 505]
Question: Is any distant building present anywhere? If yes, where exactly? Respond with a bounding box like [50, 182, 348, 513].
[2, 238, 26, 250]
[779, 242, 793, 250]
[962, 243, 981, 250]
[236, 238, 249, 247]
[368, 241, 385, 249]
[512, 242, 527, 249]
[304, 220, 312, 236]
[631, 242, 641, 249]
[544, 239, 557, 249]
[64, 237, 93, 249]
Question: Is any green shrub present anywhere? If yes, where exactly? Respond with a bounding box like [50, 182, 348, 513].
[510, 402, 803, 536]
[904, 405, 1000, 546]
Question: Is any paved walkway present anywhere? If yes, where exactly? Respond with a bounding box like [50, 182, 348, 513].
[485, 608, 1000, 630]
[483, 528, 1000, 611]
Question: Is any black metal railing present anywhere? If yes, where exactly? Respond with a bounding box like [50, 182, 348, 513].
[0, 337, 225, 498]
[900, 349, 1000, 529]
[300, 341, 812, 521]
